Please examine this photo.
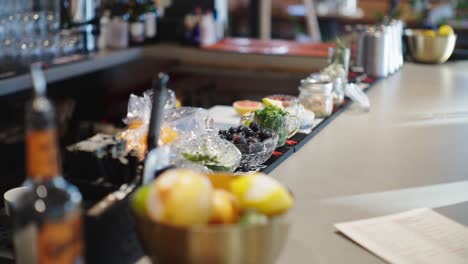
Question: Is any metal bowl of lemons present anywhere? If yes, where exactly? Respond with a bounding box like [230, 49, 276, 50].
[406, 25, 457, 64]
[131, 170, 293, 264]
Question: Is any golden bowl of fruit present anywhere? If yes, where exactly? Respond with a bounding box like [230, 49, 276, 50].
[131, 169, 293, 264]
[405, 25, 457, 64]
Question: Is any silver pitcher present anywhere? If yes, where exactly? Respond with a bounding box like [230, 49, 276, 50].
[354, 24, 367, 68]
[362, 27, 389, 77]
[355, 20, 404, 77]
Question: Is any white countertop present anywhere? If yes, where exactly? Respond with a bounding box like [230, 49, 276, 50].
[270, 61, 468, 264]
[134, 62, 468, 264]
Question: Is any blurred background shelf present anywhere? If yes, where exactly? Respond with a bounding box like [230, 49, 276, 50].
[0, 48, 143, 97]
[143, 41, 329, 74]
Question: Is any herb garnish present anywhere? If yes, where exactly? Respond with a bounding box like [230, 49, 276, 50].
[181, 152, 231, 172]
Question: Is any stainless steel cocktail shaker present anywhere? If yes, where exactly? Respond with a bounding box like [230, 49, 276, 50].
[355, 20, 404, 77]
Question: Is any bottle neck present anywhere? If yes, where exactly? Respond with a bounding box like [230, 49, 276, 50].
[25, 96, 61, 182]
[26, 128, 62, 182]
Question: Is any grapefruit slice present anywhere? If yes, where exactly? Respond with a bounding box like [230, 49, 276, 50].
[233, 100, 262, 116]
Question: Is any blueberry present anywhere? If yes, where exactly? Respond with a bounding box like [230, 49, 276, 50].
[241, 163, 250, 172]
[225, 133, 233, 141]
[250, 142, 264, 153]
[237, 125, 248, 133]
[245, 128, 256, 137]
[228, 127, 237, 134]
[236, 144, 249, 154]
[259, 129, 272, 141]
[247, 137, 259, 145]
[233, 134, 247, 145]
[249, 122, 260, 132]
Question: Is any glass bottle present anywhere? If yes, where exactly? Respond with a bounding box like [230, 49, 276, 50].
[107, 0, 129, 49]
[12, 64, 84, 264]
[143, 0, 157, 41]
[326, 47, 350, 107]
[128, 0, 145, 44]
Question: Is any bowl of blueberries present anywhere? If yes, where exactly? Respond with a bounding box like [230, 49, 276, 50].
[218, 122, 278, 172]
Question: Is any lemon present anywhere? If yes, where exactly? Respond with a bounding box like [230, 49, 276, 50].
[209, 189, 240, 224]
[132, 184, 152, 216]
[147, 169, 213, 226]
[438, 25, 454, 36]
[208, 173, 238, 190]
[230, 173, 293, 216]
[262, 98, 284, 109]
[422, 30, 436, 37]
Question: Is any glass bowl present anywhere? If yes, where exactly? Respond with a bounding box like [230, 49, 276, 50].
[175, 133, 242, 173]
[236, 134, 278, 171]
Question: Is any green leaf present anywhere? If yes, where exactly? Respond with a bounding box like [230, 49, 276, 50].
[182, 152, 219, 164]
[376, 11, 384, 23]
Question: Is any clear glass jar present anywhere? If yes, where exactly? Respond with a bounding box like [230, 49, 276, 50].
[298, 78, 334, 118]
[309, 72, 345, 107]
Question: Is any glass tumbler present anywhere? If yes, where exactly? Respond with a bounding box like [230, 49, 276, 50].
[241, 111, 299, 148]
[266, 94, 305, 133]
[33, 0, 60, 59]
[327, 47, 350, 106]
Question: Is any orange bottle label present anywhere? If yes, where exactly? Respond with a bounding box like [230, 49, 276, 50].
[37, 213, 84, 264]
[26, 129, 61, 180]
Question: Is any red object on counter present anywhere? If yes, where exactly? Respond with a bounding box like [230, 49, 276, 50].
[363, 77, 376, 83]
[273, 151, 283, 157]
[348, 72, 359, 79]
[202, 38, 334, 58]
[286, 139, 298, 146]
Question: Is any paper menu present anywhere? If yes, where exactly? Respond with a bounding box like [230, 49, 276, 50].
[335, 208, 468, 264]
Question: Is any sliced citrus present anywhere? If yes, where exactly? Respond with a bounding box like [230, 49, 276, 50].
[262, 98, 284, 109]
[233, 100, 263, 116]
